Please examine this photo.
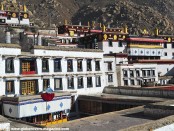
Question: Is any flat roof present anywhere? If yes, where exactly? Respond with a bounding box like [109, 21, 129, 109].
[1, 92, 71, 102]
[0, 43, 21, 49]
[33, 46, 103, 52]
[49, 106, 154, 131]
[78, 93, 168, 103]
[132, 59, 174, 64]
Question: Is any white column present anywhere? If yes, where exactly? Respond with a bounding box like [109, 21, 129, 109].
[49, 58, 54, 74]
[38, 78, 43, 92]
[15, 80, 20, 95]
[62, 76, 67, 91]
[74, 76, 77, 90]
[14, 58, 20, 76]
[50, 77, 54, 91]
[62, 58, 67, 73]
[73, 59, 77, 73]
[83, 59, 87, 72]
[36, 58, 42, 75]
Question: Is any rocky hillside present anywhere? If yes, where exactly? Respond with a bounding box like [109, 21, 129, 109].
[1, 0, 174, 34]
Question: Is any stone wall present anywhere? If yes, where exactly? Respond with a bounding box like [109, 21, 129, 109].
[103, 86, 174, 98]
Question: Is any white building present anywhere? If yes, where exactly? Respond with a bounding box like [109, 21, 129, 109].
[116, 63, 158, 87]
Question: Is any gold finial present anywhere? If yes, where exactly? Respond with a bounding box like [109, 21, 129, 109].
[102, 25, 106, 32]
[155, 28, 159, 36]
[124, 25, 128, 33]
[64, 19, 67, 25]
[23, 5, 27, 12]
[1, 4, 4, 11]
[143, 29, 148, 35]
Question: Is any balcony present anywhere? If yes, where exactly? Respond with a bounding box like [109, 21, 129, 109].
[22, 71, 36, 75]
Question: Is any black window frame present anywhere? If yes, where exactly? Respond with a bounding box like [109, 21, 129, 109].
[108, 74, 113, 82]
[87, 59, 92, 71]
[6, 80, 15, 95]
[108, 62, 112, 71]
[42, 58, 49, 72]
[164, 43, 167, 48]
[130, 80, 135, 85]
[172, 43, 174, 48]
[54, 58, 62, 72]
[77, 59, 83, 72]
[130, 70, 134, 77]
[108, 39, 113, 47]
[67, 77, 74, 89]
[164, 52, 167, 56]
[77, 77, 84, 89]
[123, 70, 128, 77]
[6, 58, 14, 73]
[54, 78, 63, 90]
[118, 41, 123, 47]
[87, 77, 93, 88]
[67, 59, 73, 72]
[136, 70, 140, 77]
[43, 79, 50, 91]
[96, 76, 101, 87]
[95, 61, 100, 71]
[124, 80, 128, 86]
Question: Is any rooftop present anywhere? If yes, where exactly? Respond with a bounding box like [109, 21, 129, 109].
[1, 91, 71, 102]
[33, 45, 103, 52]
[0, 43, 21, 49]
[49, 106, 154, 131]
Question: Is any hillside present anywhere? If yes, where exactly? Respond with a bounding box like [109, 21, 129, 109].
[1, 0, 174, 34]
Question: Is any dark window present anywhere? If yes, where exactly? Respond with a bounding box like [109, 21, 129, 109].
[172, 52, 174, 56]
[43, 79, 50, 91]
[87, 77, 93, 88]
[108, 39, 113, 47]
[96, 76, 101, 87]
[130, 80, 135, 85]
[142, 70, 146, 76]
[108, 62, 112, 71]
[6, 58, 14, 73]
[95, 61, 100, 71]
[68, 77, 74, 89]
[6, 81, 15, 94]
[137, 80, 141, 85]
[123, 70, 128, 77]
[164, 52, 167, 56]
[124, 80, 128, 86]
[130, 70, 134, 77]
[42, 59, 49, 72]
[78, 77, 84, 89]
[136, 70, 140, 77]
[109, 51, 113, 54]
[87, 59, 92, 71]
[118, 41, 123, 47]
[172, 43, 174, 48]
[164, 43, 167, 48]
[54, 59, 61, 72]
[152, 70, 155, 76]
[77, 59, 83, 71]
[67, 59, 73, 72]
[108, 74, 113, 82]
[147, 70, 151, 76]
[54, 78, 62, 90]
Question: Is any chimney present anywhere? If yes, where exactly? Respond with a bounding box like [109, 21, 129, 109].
[6, 31, 11, 44]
